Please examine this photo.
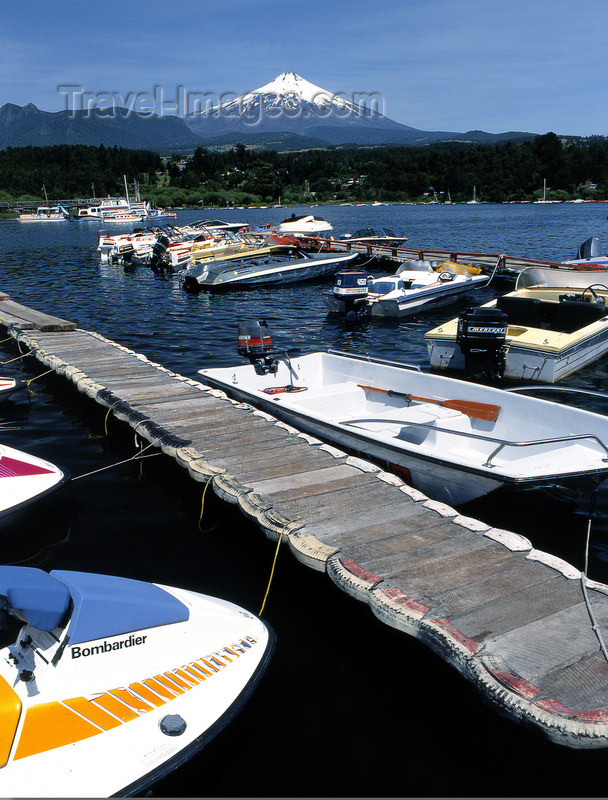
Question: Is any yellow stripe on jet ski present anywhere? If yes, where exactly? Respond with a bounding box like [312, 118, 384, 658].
[0, 676, 21, 767]
[13, 637, 258, 761]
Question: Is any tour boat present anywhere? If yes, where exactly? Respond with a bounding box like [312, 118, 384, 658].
[425, 271, 608, 382]
[0, 443, 68, 524]
[322, 262, 489, 319]
[18, 206, 69, 223]
[199, 327, 608, 506]
[0, 565, 274, 797]
[182, 249, 358, 291]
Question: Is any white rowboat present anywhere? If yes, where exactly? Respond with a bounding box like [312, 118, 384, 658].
[199, 345, 608, 506]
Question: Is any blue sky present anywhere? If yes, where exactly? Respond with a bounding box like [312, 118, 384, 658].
[2, 0, 606, 137]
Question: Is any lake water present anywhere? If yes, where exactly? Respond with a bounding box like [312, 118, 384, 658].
[2, 201, 608, 796]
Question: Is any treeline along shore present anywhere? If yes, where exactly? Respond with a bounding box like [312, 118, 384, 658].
[1, 132, 607, 209]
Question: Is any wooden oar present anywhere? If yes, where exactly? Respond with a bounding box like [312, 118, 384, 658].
[357, 384, 500, 422]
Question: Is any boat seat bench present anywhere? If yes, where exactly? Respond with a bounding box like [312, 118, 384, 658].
[497, 294, 607, 334]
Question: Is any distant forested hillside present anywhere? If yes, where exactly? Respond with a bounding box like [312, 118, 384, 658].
[1, 134, 606, 206]
[0, 144, 162, 201]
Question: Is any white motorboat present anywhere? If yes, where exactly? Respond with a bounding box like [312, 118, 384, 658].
[199, 328, 608, 506]
[0, 377, 26, 401]
[0, 443, 68, 523]
[182, 249, 358, 291]
[18, 206, 69, 223]
[276, 214, 332, 237]
[0, 565, 274, 797]
[323, 262, 489, 319]
[425, 269, 608, 383]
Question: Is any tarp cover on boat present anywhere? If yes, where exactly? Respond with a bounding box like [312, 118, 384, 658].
[51, 570, 189, 643]
[0, 566, 70, 631]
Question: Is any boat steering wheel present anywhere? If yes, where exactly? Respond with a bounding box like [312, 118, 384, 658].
[438, 271, 455, 282]
[581, 284, 608, 302]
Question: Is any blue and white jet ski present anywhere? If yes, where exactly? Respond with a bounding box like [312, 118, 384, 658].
[0, 567, 274, 797]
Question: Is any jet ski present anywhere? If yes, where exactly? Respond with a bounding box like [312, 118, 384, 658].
[0, 444, 68, 524]
[0, 566, 275, 796]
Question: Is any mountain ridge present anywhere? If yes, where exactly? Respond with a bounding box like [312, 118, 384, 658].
[1, 72, 541, 152]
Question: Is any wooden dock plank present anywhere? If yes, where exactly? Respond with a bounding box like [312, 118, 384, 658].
[448, 573, 584, 641]
[235, 453, 347, 483]
[0, 300, 75, 331]
[247, 464, 379, 500]
[482, 600, 608, 679]
[269, 481, 417, 524]
[420, 561, 558, 618]
[302, 508, 457, 547]
[538, 651, 608, 710]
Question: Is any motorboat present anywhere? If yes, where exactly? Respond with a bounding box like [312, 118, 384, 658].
[18, 206, 69, 223]
[276, 214, 332, 237]
[0, 443, 68, 524]
[198, 327, 608, 506]
[425, 269, 608, 382]
[182, 249, 358, 291]
[339, 227, 407, 247]
[322, 262, 489, 319]
[0, 377, 26, 401]
[0, 565, 274, 796]
[562, 235, 608, 269]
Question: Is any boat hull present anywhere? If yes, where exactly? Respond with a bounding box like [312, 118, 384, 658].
[371, 275, 488, 318]
[184, 252, 358, 290]
[426, 326, 608, 382]
[198, 351, 608, 506]
[425, 286, 608, 383]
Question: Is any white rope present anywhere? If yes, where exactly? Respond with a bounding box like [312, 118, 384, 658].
[581, 517, 608, 662]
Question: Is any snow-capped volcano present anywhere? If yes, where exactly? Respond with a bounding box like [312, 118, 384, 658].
[213, 72, 361, 118]
[184, 72, 458, 146]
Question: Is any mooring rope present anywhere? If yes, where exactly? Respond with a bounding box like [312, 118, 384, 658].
[581, 516, 608, 663]
[258, 516, 301, 617]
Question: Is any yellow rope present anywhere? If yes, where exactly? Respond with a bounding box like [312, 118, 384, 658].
[104, 402, 120, 436]
[25, 368, 56, 395]
[198, 476, 216, 532]
[0, 336, 13, 344]
[258, 517, 301, 617]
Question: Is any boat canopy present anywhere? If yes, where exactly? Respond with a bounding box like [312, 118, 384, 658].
[51, 570, 190, 644]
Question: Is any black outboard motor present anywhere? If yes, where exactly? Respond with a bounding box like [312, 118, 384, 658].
[237, 320, 279, 375]
[332, 269, 370, 320]
[149, 235, 170, 271]
[456, 307, 508, 379]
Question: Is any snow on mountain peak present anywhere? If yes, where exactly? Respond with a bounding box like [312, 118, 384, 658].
[199, 72, 361, 117]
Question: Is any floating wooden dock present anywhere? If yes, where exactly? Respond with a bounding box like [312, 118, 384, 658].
[4, 293, 608, 749]
[300, 236, 564, 276]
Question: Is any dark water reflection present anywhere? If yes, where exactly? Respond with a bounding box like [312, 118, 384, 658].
[1, 202, 608, 796]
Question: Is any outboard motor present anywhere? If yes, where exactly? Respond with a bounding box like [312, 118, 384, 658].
[456, 306, 508, 379]
[576, 236, 601, 261]
[332, 269, 370, 320]
[149, 235, 170, 271]
[237, 320, 279, 375]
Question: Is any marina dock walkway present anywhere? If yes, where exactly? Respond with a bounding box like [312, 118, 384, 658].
[4, 294, 608, 749]
[300, 235, 564, 276]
